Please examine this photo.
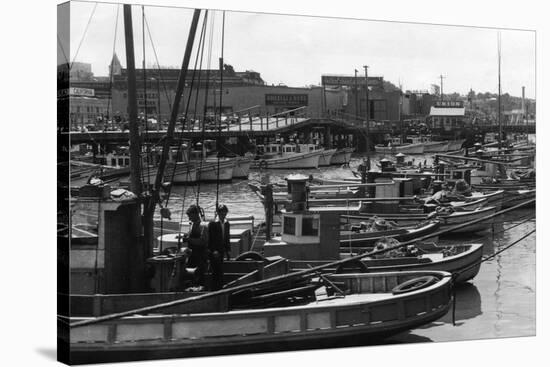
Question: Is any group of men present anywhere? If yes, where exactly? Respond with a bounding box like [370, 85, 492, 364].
[183, 203, 231, 291]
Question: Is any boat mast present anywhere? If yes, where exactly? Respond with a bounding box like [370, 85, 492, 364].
[363, 65, 370, 170]
[147, 9, 202, 214]
[498, 32, 502, 150]
[123, 4, 141, 195]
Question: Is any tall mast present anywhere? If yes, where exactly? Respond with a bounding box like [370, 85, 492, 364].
[363, 65, 370, 170]
[498, 32, 502, 150]
[148, 9, 202, 213]
[123, 4, 141, 195]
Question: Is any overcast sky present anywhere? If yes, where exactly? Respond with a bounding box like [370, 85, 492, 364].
[60, 0, 536, 98]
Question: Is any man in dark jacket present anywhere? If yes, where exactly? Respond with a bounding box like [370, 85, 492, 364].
[208, 204, 231, 290]
[185, 204, 209, 289]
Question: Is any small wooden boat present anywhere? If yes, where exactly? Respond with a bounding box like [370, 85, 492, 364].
[292, 243, 484, 284]
[375, 136, 425, 155]
[340, 220, 441, 248]
[353, 205, 497, 234]
[67, 270, 453, 364]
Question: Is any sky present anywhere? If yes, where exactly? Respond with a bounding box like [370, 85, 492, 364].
[60, 1, 536, 99]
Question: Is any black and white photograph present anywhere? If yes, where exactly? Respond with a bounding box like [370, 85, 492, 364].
[47, 0, 545, 365]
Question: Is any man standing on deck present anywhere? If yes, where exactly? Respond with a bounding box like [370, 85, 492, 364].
[185, 204, 209, 289]
[208, 204, 231, 290]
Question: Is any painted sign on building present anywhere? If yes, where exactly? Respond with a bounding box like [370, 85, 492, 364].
[434, 100, 463, 108]
[265, 94, 308, 106]
[321, 75, 383, 88]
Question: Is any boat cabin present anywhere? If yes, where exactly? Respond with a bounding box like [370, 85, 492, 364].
[257, 143, 320, 156]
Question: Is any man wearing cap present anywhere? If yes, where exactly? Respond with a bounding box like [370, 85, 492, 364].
[185, 204, 209, 289]
[208, 204, 231, 290]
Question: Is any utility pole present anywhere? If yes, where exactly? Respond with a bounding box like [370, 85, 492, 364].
[363, 65, 370, 170]
[439, 74, 445, 102]
[354, 69, 359, 120]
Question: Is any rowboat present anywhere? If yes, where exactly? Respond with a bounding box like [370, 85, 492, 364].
[67, 270, 453, 364]
[501, 189, 536, 209]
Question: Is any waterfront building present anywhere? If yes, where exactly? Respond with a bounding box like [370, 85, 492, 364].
[427, 100, 467, 132]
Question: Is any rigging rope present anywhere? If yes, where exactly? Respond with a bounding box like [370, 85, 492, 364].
[70, 2, 98, 71]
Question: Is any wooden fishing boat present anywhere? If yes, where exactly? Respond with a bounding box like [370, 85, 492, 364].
[292, 243, 484, 284]
[330, 147, 354, 165]
[67, 270, 453, 364]
[340, 220, 441, 247]
[352, 205, 497, 234]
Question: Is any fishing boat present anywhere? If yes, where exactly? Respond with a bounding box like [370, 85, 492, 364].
[501, 188, 536, 209]
[292, 242, 484, 284]
[330, 147, 354, 165]
[352, 205, 497, 234]
[340, 219, 441, 248]
[68, 270, 452, 364]
[375, 137, 425, 155]
[251, 143, 324, 169]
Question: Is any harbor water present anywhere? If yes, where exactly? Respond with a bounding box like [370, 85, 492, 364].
[166, 154, 536, 344]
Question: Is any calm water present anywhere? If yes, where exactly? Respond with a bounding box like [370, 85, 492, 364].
[166, 154, 536, 343]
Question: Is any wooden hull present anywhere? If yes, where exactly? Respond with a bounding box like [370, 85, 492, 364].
[251, 151, 322, 169]
[340, 221, 440, 247]
[447, 139, 466, 151]
[469, 190, 504, 211]
[423, 141, 450, 153]
[292, 244, 484, 284]
[318, 148, 337, 166]
[166, 163, 198, 184]
[232, 157, 252, 179]
[501, 189, 536, 209]
[330, 148, 354, 165]
[439, 206, 497, 234]
[67, 271, 452, 365]
[197, 160, 235, 181]
[375, 143, 425, 155]
[449, 197, 488, 210]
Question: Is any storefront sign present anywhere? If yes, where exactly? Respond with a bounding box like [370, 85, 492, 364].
[321, 75, 383, 87]
[434, 100, 463, 108]
[265, 94, 308, 106]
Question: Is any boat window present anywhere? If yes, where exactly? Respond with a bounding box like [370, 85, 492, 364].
[111, 158, 116, 166]
[125, 158, 130, 165]
[283, 217, 296, 235]
[302, 217, 319, 236]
